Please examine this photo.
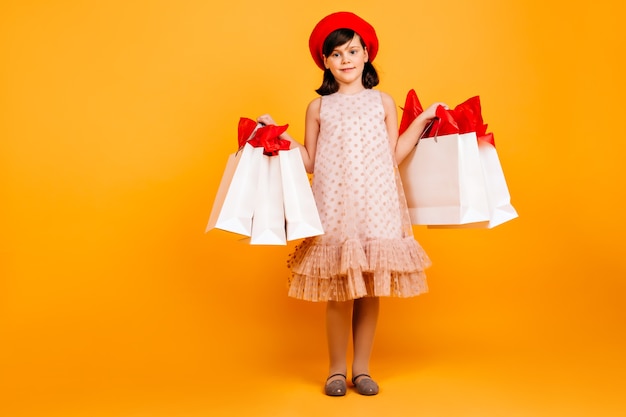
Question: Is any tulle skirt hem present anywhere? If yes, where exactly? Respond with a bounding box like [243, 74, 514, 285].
[287, 236, 431, 302]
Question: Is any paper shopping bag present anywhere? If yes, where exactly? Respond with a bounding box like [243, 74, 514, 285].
[278, 149, 324, 240]
[430, 137, 518, 229]
[476, 139, 518, 227]
[206, 143, 264, 236]
[399, 132, 491, 225]
[250, 154, 287, 245]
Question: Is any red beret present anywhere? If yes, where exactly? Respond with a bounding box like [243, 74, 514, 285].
[308, 11, 378, 70]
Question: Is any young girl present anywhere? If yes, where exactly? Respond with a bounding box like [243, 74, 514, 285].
[258, 11, 445, 396]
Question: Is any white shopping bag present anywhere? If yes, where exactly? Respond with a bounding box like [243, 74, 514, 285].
[399, 132, 491, 225]
[476, 140, 518, 227]
[430, 138, 518, 229]
[206, 143, 264, 236]
[250, 154, 287, 245]
[278, 149, 324, 240]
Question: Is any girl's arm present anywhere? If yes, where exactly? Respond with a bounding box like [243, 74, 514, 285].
[257, 97, 320, 174]
[394, 111, 433, 164]
[381, 92, 445, 164]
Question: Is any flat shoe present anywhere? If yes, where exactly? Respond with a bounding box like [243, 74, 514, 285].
[352, 373, 379, 396]
[324, 373, 347, 396]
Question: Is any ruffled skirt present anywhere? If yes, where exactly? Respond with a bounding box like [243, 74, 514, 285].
[287, 236, 431, 302]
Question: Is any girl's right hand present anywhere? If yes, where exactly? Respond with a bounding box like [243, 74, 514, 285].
[257, 114, 277, 126]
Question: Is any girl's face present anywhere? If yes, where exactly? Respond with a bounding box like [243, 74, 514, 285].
[323, 35, 369, 88]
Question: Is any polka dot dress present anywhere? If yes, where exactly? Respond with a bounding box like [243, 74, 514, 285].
[287, 89, 430, 302]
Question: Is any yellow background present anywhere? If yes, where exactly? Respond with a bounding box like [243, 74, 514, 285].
[2, 0, 625, 416]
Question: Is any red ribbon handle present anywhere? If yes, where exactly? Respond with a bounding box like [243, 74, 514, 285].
[236, 117, 291, 155]
[399, 91, 497, 147]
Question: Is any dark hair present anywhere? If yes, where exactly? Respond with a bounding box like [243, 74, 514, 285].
[315, 28, 379, 96]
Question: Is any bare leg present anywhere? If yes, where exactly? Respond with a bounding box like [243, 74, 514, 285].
[352, 296, 380, 393]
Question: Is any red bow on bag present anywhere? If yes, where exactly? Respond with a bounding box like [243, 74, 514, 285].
[399, 90, 496, 146]
[238, 117, 258, 149]
[398, 89, 423, 136]
[432, 105, 460, 137]
[450, 96, 495, 146]
[237, 117, 291, 156]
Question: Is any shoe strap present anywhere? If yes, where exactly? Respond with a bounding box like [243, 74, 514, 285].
[351, 373, 371, 385]
[326, 373, 347, 381]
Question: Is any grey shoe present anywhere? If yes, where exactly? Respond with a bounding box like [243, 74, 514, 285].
[324, 373, 347, 396]
[352, 374, 379, 396]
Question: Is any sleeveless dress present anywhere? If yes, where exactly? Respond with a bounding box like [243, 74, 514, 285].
[287, 89, 430, 302]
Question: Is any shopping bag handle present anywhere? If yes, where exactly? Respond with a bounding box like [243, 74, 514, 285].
[416, 119, 439, 147]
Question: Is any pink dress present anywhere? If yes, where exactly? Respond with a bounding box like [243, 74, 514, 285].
[287, 89, 430, 302]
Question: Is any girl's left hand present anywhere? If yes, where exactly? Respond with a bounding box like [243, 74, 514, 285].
[421, 102, 448, 121]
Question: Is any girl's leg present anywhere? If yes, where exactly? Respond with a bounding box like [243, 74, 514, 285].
[351, 296, 380, 393]
[325, 300, 352, 380]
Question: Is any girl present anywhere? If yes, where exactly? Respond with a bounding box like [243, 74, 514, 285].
[258, 11, 445, 396]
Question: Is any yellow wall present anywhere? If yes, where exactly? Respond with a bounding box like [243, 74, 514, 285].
[2, 0, 625, 415]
